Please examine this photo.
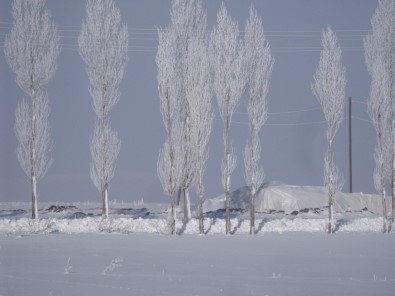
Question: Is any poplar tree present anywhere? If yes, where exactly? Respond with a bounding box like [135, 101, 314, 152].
[79, 0, 128, 218]
[364, 0, 395, 221]
[186, 36, 213, 234]
[210, 3, 245, 234]
[168, 0, 207, 220]
[5, 0, 60, 219]
[157, 27, 183, 235]
[367, 60, 391, 233]
[311, 27, 346, 234]
[243, 6, 274, 235]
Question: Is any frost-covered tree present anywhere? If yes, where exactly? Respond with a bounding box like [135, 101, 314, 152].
[168, 0, 208, 220]
[210, 3, 245, 234]
[186, 36, 213, 235]
[78, 0, 128, 218]
[364, 0, 395, 219]
[311, 26, 346, 234]
[367, 59, 391, 233]
[157, 131, 184, 235]
[5, 0, 59, 219]
[89, 121, 121, 217]
[156, 26, 183, 235]
[243, 6, 274, 235]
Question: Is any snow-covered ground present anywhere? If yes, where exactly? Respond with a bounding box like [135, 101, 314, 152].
[1, 233, 394, 296]
[1, 185, 394, 295]
[0, 202, 390, 235]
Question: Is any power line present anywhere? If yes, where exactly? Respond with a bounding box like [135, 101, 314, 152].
[213, 114, 373, 127]
[265, 120, 326, 126]
[1, 22, 384, 55]
[269, 106, 321, 115]
[351, 116, 372, 124]
[0, 24, 372, 36]
[352, 100, 368, 105]
[228, 106, 321, 116]
[214, 117, 326, 127]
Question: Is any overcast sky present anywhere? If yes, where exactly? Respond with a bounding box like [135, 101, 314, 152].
[0, 0, 380, 204]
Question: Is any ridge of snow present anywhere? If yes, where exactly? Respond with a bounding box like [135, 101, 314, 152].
[203, 183, 387, 214]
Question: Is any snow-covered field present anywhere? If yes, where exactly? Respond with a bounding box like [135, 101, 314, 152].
[1, 233, 394, 296]
[1, 185, 395, 295]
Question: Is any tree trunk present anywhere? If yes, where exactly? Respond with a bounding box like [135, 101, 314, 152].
[392, 119, 395, 219]
[328, 193, 333, 234]
[102, 186, 109, 218]
[327, 141, 334, 234]
[250, 187, 255, 235]
[382, 189, 387, 233]
[198, 189, 204, 234]
[225, 189, 230, 235]
[31, 89, 38, 220]
[199, 197, 204, 234]
[183, 187, 191, 220]
[176, 188, 182, 206]
[31, 175, 38, 219]
[225, 152, 231, 235]
[224, 118, 231, 235]
[197, 172, 205, 235]
[170, 198, 176, 235]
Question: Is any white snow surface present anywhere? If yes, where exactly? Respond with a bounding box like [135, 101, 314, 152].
[1, 233, 394, 296]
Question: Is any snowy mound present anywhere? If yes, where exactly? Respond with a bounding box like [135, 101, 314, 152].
[203, 183, 385, 214]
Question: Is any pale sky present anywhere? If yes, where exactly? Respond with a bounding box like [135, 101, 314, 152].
[0, 0, 379, 204]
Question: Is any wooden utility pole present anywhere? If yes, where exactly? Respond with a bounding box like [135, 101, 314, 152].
[348, 97, 352, 193]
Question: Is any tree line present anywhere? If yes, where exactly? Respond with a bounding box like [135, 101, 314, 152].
[4, 0, 395, 234]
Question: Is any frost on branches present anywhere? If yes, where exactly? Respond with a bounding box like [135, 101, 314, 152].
[186, 36, 213, 235]
[78, 0, 128, 218]
[243, 6, 274, 235]
[311, 26, 346, 234]
[5, 0, 59, 219]
[168, 0, 208, 220]
[364, 0, 395, 227]
[157, 0, 213, 234]
[210, 3, 244, 234]
[156, 25, 183, 235]
[367, 60, 391, 233]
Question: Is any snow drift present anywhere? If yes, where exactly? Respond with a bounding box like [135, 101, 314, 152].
[203, 183, 386, 214]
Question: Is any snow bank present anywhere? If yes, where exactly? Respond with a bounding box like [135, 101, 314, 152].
[204, 183, 386, 214]
[0, 215, 387, 235]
